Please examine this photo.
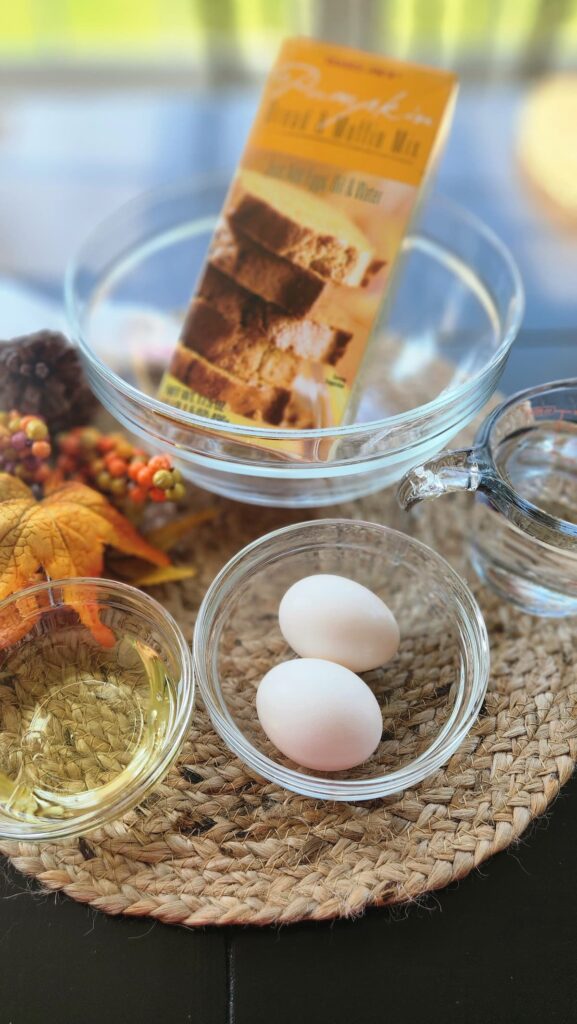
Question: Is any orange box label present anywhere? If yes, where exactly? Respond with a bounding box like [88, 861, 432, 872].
[250, 38, 456, 185]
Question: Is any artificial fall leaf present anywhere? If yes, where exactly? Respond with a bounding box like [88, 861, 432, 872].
[106, 507, 216, 586]
[0, 588, 49, 651]
[121, 563, 196, 587]
[0, 473, 31, 502]
[106, 553, 196, 587]
[0, 474, 169, 647]
[144, 508, 218, 551]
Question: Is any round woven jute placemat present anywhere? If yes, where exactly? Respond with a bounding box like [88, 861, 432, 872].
[1, 471, 576, 927]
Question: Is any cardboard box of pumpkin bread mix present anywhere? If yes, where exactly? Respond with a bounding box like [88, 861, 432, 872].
[159, 38, 457, 443]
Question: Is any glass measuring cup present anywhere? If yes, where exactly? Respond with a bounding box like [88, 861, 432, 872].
[397, 380, 577, 616]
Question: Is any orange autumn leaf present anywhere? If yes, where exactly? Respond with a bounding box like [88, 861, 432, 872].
[125, 564, 196, 587]
[0, 474, 169, 646]
[0, 473, 32, 501]
[0, 589, 48, 650]
[144, 508, 218, 550]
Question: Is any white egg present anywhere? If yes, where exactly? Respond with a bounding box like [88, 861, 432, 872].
[256, 658, 382, 771]
[278, 574, 400, 673]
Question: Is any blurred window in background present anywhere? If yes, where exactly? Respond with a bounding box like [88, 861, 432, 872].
[0, 0, 576, 84]
[0, 0, 576, 366]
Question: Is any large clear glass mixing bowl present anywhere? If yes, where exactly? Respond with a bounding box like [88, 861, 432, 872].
[65, 179, 523, 508]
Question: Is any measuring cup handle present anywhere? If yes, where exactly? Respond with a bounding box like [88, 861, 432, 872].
[397, 447, 487, 510]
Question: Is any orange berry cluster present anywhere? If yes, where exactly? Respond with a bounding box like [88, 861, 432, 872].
[0, 410, 52, 484]
[56, 427, 186, 505]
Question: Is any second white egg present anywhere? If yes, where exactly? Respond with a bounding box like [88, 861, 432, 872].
[279, 573, 400, 673]
[256, 658, 383, 771]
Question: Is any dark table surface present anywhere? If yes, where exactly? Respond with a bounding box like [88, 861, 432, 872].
[2, 769, 577, 1024]
[0, 79, 576, 1024]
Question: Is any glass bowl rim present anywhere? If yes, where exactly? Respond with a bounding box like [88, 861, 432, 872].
[0, 576, 195, 841]
[64, 175, 525, 444]
[477, 377, 577, 541]
[193, 518, 490, 801]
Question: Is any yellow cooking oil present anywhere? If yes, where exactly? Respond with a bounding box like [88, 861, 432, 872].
[0, 634, 175, 823]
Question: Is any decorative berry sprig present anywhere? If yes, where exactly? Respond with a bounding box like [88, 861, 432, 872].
[0, 411, 52, 485]
[56, 427, 185, 506]
[0, 411, 186, 510]
[0, 406, 198, 605]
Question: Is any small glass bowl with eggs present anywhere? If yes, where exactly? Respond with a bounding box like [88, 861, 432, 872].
[194, 519, 489, 801]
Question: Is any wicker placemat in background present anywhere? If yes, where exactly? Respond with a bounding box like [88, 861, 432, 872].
[1, 470, 576, 927]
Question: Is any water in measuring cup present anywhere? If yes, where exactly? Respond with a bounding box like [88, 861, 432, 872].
[495, 422, 577, 524]
[471, 422, 577, 615]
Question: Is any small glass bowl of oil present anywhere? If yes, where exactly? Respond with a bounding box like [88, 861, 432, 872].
[0, 577, 194, 840]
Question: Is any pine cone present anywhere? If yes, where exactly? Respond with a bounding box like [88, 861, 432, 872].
[0, 330, 98, 432]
